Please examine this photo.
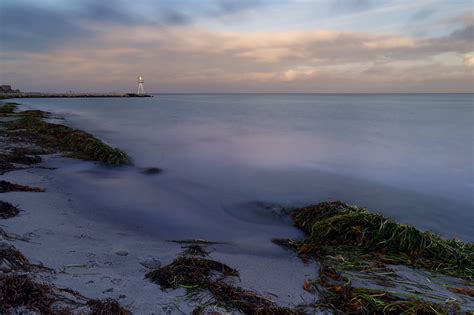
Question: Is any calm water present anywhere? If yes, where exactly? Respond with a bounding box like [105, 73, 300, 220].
[16, 94, 474, 245]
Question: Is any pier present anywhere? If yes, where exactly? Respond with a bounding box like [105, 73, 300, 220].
[0, 92, 152, 100]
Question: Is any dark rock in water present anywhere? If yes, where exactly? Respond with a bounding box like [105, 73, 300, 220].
[115, 250, 129, 256]
[143, 167, 162, 174]
[140, 258, 161, 269]
[0, 201, 19, 219]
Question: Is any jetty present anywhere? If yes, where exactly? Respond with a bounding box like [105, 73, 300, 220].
[0, 92, 152, 100]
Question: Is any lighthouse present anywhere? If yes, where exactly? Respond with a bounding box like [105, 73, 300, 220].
[137, 76, 145, 95]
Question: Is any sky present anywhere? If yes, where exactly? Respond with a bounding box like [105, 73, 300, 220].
[1, 0, 473, 93]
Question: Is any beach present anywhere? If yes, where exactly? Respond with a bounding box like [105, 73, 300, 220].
[0, 96, 472, 314]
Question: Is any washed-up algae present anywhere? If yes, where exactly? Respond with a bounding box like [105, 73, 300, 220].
[275, 201, 473, 314]
[146, 246, 299, 314]
[0, 104, 17, 114]
[0, 201, 19, 219]
[0, 273, 130, 315]
[288, 201, 473, 280]
[6, 106, 131, 166]
[87, 298, 131, 315]
[0, 180, 45, 193]
[0, 274, 59, 314]
[0, 243, 31, 272]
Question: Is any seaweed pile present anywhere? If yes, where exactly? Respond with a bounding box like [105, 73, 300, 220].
[0, 180, 45, 193]
[0, 239, 130, 314]
[291, 201, 473, 280]
[0, 102, 131, 314]
[2, 103, 131, 166]
[316, 265, 460, 314]
[87, 298, 131, 315]
[275, 201, 474, 313]
[147, 242, 299, 314]
[0, 201, 19, 219]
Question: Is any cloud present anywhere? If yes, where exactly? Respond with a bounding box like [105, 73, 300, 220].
[1, 1, 473, 93]
[330, 0, 381, 14]
[0, 1, 92, 51]
[464, 53, 474, 66]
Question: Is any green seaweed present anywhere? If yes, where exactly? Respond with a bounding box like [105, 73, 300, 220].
[146, 251, 299, 314]
[0, 103, 17, 113]
[7, 112, 131, 166]
[315, 264, 462, 314]
[291, 201, 474, 280]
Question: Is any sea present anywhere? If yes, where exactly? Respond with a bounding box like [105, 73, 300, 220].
[16, 94, 474, 247]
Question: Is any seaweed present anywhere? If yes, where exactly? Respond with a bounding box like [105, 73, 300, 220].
[0, 274, 55, 314]
[0, 103, 17, 114]
[0, 180, 45, 193]
[18, 109, 50, 118]
[291, 201, 474, 280]
[146, 251, 298, 314]
[0, 158, 14, 174]
[448, 287, 474, 297]
[146, 256, 238, 289]
[0, 243, 31, 271]
[315, 263, 461, 314]
[88, 298, 131, 315]
[7, 112, 131, 165]
[0, 201, 20, 219]
[0, 269, 127, 314]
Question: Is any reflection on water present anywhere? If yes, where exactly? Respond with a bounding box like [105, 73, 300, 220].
[17, 94, 474, 244]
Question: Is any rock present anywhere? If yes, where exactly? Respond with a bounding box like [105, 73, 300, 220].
[142, 167, 162, 174]
[115, 250, 128, 256]
[140, 258, 161, 269]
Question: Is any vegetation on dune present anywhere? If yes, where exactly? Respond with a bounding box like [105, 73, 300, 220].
[290, 201, 474, 280]
[7, 110, 131, 166]
[147, 244, 299, 314]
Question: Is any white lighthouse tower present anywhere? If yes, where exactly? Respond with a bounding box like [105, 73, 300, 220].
[137, 76, 145, 95]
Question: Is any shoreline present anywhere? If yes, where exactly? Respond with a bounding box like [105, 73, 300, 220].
[0, 101, 315, 314]
[0, 93, 153, 99]
[0, 100, 472, 313]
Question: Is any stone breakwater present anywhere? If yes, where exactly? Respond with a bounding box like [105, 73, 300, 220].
[0, 92, 152, 99]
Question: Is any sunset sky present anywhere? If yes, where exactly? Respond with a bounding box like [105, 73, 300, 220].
[1, 0, 473, 93]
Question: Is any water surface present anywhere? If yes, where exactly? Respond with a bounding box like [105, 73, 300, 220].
[17, 94, 474, 244]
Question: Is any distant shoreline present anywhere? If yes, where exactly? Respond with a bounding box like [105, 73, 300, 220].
[0, 92, 152, 99]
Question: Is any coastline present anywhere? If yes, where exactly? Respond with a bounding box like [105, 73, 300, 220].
[0, 101, 315, 314]
[0, 100, 472, 314]
[0, 93, 153, 99]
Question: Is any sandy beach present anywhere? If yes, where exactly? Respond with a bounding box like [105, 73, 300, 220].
[0, 101, 316, 314]
[0, 99, 472, 314]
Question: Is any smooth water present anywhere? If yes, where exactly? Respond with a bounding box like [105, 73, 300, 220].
[16, 94, 474, 245]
